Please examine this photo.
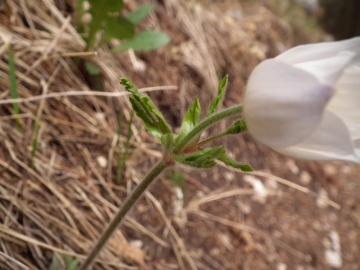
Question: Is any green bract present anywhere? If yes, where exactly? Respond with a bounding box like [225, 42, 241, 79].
[175, 97, 201, 150]
[217, 154, 253, 172]
[224, 119, 247, 135]
[174, 147, 226, 168]
[208, 75, 228, 116]
[122, 76, 252, 172]
[121, 78, 172, 139]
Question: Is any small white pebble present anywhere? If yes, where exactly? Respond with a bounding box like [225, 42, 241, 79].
[341, 165, 352, 174]
[286, 159, 299, 174]
[325, 230, 342, 268]
[265, 178, 278, 189]
[224, 172, 235, 181]
[324, 164, 337, 177]
[96, 156, 107, 168]
[277, 263, 287, 270]
[129, 240, 143, 249]
[244, 175, 267, 204]
[196, 190, 205, 198]
[300, 171, 312, 185]
[95, 112, 105, 121]
[316, 189, 329, 208]
[81, 13, 92, 25]
[218, 233, 234, 251]
[83, 1, 90, 10]
[209, 248, 220, 256]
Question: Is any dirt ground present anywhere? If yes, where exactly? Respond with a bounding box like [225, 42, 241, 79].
[0, 0, 359, 269]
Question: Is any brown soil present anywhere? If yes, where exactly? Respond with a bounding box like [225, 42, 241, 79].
[0, 0, 359, 270]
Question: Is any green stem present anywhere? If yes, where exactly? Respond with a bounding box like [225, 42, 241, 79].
[197, 133, 225, 148]
[174, 104, 243, 153]
[79, 160, 168, 270]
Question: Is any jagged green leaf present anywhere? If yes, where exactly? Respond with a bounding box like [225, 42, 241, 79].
[208, 75, 228, 116]
[224, 119, 247, 135]
[127, 4, 155, 24]
[121, 78, 172, 139]
[174, 146, 225, 168]
[112, 30, 170, 52]
[217, 154, 253, 172]
[175, 98, 200, 146]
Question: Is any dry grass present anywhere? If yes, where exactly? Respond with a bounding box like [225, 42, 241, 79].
[0, 0, 351, 269]
[0, 0, 169, 268]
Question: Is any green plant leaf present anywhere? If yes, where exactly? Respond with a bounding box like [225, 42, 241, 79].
[49, 254, 80, 270]
[174, 146, 225, 168]
[120, 78, 172, 139]
[224, 119, 247, 135]
[127, 4, 155, 24]
[217, 154, 253, 172]
[167, 170, 186, 194]
[101, 16, 135, 44]
[112, 30, 171, 52]
[86, 0, 135, 48]
[65, 256, 80, 270]
[85, 61, 101, 76]
[208, 75, 228, 116]
[116, 111, 133, 184]
[175, 98, 201, 147]
[8, 44, 21, 130]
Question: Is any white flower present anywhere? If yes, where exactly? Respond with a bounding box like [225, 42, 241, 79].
[243, 37, 360, 163]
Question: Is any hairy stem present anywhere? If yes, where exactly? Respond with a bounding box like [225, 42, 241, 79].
[79, 104, 243, 268]
[79, 160, 168, 270]
[174, 104, 243, 153]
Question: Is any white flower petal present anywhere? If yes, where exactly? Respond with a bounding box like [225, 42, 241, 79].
[275, 37, 360, 64]
[294, 51, 356, 85]
[327, 65, 360, 140]
[275, 111, 360, 163]
[244, 59, 334, 149]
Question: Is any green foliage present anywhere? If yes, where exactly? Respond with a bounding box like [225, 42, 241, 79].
[208, 75, 228, 116]
[120, 78, 172, 139]
[167, 170, 186, 193]
[161, 133, 174, 155]
[31, 120, 40, 169]
[85, 61, 101, 76]
[116, 111, 133, 184]
[217, 154, 253, 172]
[224, 119, 247, 135]
[8, 45, 21, 130]
[81, 0, 135, 49]
[127, 4, 155, 24]
[123, 77, 252, 172]
[77, 1, 170, 52]
[49, 253, 79, 270]
[175, 98, 201, 148]
[174, 146, 225, 168]
[112, 30, 171, 52]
